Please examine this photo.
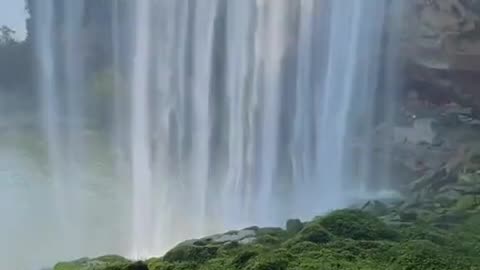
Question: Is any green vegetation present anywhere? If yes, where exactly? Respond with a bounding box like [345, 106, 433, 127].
[0, 25, 31, 89]
[53, 207, 480, 270]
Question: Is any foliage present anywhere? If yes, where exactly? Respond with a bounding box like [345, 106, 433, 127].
[0, 26, 15, 45]
[285, 219, 303, 234]
[318, 209, 399, 241]
[0, 25, 31, 89]
[53, 208, 480, 270]
[53, 255, 131, 270]
[163, 245, 218, 264]
[388, 240, 468, 270]
[297, 224, 333, 244]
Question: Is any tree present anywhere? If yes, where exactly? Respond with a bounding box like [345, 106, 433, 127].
[0, 25, 15, 44]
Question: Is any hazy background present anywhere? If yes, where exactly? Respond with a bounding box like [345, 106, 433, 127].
[0, 0, 27, 40]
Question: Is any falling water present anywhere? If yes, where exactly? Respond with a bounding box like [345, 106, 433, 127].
[131, 0, 154, 257]
[2, 0, 405, 268]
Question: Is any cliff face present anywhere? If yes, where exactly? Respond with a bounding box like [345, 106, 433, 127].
[408, 0, 480, 70]
[404, 0, 480, 113]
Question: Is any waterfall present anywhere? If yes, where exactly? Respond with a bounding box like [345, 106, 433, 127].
[131, 0, 154, 257]
[21, 0, 404, 267]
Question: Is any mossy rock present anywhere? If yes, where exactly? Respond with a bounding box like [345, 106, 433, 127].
[400, 224, 451, 245]
[361, 200, 389, 216]
[432, 210, 469, 225]
[297, 224, 333, 244]
[398, 211, 418, 222]
[255, 227, 288, 245]
[255, 234, 281, 246]
[54, 255, 131, 270]
[286, 241, 322, 254]
[232, 250, 259, 269]
[458, 173, 480, 184]
[163, 245, 218, 263]
[256, 227, 287, 238]
[454, 195, 478, 210]
[318, 209, 399, 241]
[286, 219, 303, 234]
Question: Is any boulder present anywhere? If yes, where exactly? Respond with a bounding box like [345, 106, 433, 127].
[176, 228, 258, 248]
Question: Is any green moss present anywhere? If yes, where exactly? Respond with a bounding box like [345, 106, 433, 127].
[163, 245, 218, 263]
[244, 250, 292, 270]
[145, 258, 167, 270]
[198, 258, 233, 270]
[400, 224, 451, 245]
[256, 228, 288, 239]
[389, 240, 467, 270]
[125, 261, 148, 270]
[232, 250, 259, 269]
[52, 209, 480, 270]
[319, 209, 399, 241]
[454, 195, 478, 210]
[286, 241, 321, 254]
[297, 224, 333, 244]
[255, 234, 281, 246]
[324, 239, 395, 263]
[254, 227, 289, 247]
[54, 255, 131, 270]
[286, 219, 303, 234]
[398, 211, 418, 222]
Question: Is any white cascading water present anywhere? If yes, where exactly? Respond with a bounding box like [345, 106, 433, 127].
[131, 0, 154, 257]
[0, 0, 404, 269]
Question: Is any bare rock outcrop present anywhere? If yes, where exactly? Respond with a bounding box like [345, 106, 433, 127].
[402, 0, 480, 115]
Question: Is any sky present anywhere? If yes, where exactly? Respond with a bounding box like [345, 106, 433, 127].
[0, 0, 27, 40]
